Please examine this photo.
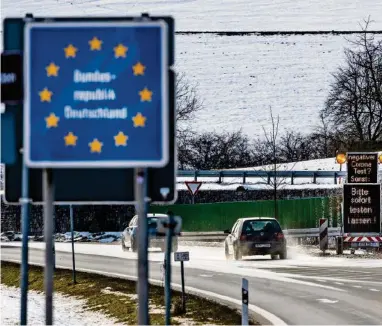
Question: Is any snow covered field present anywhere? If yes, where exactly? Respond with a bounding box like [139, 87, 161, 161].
[177, 33, 360, 138]
[0, 284, 121, 325]
[2, 0, 381, 31]
[1, 0, 382, 139]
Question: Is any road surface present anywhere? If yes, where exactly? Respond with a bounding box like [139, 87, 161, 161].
[1, 244, 382, 325]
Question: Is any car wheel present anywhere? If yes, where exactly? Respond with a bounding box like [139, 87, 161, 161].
[225, 243, 233, 260]
[131, 239, 138, 252]
[234, 245, 242, 260]
[279, 248, 287, 260]
[271, 254, 278, 260]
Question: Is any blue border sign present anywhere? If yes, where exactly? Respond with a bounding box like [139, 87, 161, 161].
[24, 21, 169, 168]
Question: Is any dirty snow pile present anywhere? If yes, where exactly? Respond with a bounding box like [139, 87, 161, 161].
[1, 231, 122, 243]
[0, 284, 121, 325]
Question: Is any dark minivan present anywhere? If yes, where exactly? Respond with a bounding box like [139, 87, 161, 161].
[224, 217, 287, 260]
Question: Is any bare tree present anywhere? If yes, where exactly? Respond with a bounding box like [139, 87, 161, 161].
[175, 72, 205, 169]
[176, 72, 203, 135]
[321, 18, 382, 145]
[259, 108, 297, 219]
[179, 130, 254, 170]
[261, 108, 282, 219]
[279, 130, 312, 162]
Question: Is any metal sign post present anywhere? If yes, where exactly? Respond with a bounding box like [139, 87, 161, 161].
[157, 215, 182, 325]
[70, 205, 76, 284]
[174, 251, 189, 312]
[135, 168, 149, 325]
[165, 212, 174, 325]
[43, 169, 55, 325]
[20, 157, 30, 326]
[185, 181, 202, 204]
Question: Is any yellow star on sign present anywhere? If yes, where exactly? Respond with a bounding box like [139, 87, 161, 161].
[39, 88, 53, 102]
[45, 113, 59, 128]
[114, 131, 128, 147]
[114, 44, 128, 58]
[89, 37, 102, 51]
[46, 62, 60, 77]
[89, 138, 103, 153]
[64, 44, 78, 58]
[132, 62, 146, 76]
[132, 113, 146, 127]
[64, 132, 78, 146]
[139, 87, 153, 102]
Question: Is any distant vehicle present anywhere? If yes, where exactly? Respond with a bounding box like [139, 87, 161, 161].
[224, 217, 287, 260]
[121, 213, 178, 252]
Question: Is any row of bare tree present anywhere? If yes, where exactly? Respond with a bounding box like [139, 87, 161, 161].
[175, 19, 382, 171]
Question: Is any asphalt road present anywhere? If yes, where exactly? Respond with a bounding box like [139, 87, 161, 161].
[1, 245, 382, 325]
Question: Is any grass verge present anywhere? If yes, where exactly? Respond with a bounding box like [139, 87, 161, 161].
[1, 262, 259, 325]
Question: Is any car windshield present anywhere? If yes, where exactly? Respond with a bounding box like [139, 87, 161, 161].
[242, 220, 281, 235]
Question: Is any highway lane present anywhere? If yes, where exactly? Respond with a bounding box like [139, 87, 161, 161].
[2, 245, 382, 325]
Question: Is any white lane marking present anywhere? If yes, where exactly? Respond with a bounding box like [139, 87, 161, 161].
[200, 274, 214, 278]
[4, 258, 287, 325]
[353, 285, 362, 288]
[317, 298, 339, 304]
[369, 289, 380, 292]
[334, 282, 344, 285]
[279, 273, 382, 285]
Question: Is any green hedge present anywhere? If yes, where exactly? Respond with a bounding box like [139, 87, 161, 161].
[149, 197, 342, 231]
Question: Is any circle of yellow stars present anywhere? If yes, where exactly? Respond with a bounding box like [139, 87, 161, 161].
[40, 36, 154, 154]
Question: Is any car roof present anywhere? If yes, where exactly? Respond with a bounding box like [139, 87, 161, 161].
[133, 213, 168, 219]
[148, 213, 168, 218]
[240, 217, 277, 222]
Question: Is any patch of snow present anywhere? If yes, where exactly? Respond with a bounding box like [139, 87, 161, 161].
[176, 156, 382, 190]
[0, 284, 121, 325]
[101, 287, 133, 298]
[2, 0, 381, 31]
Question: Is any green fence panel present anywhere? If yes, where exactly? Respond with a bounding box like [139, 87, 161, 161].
[149, 197, 337, 232]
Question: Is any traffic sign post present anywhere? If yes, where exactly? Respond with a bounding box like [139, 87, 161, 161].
[346, 152, 378, 184]
[174, 251, 189, 313]
[1, 51, 23, 104]
[135, 168, 149, 325]
[185, 181, 202, 204]
[343, 152, 381, 235]
[70, 205, 76, 284]
[3, 14, 175, 325]
[24, 21, 169, 169]
[2, 16, 176, 205]
[343, 184, 381, 234]
[338, 152, 381, 253]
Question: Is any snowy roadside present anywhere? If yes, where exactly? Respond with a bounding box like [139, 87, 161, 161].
[0, 284, 121, 326]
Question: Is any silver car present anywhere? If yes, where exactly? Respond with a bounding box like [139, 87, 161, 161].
[121, 213, 178, 252]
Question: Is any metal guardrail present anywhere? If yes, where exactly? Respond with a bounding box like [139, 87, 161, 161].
[180, 228, 342, 241]
[177, 170, 347, 184]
